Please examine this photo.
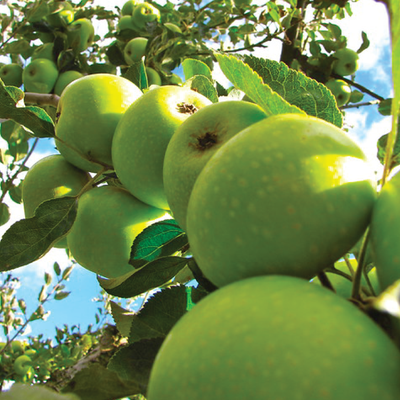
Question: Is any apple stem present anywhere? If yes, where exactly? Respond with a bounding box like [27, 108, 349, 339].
[24, 92, 60, 108]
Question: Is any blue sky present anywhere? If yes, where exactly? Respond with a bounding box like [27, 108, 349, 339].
[0, 0, 394, 341]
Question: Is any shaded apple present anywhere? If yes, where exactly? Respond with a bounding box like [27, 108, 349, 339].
[124, 37, 148, 65]
[23, 58, 59, 93]
[67, 18, 95, 53]
[0, 63, 23, 87]
[54, 70, 84, 96]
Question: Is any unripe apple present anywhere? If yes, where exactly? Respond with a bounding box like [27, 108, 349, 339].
[21, 154, 91, 248]
[0, 63, 23, 87]
[112, 85, 212, 210]
[13, 355, 33, 376]
[163, 100, 267, 231]
[53, 70, 84, 96]
[117, 15, 138, 31]
[325, 78, 351, 107]
[332, 48, 359, 76]
[67, 185, 167, 278]
[146, 67, 161, 86]
[67, 18, 95, 53]
[55, 73, 142, 172]
[23, 58, 59, 94]
[349, 89, 364, 103]
[121, 0, 141, 15]
[124, 37, 148, 65]
[47, 1, 74, 28]
[132, 2, 161, 30]
[148, 275, 400, 400]
[31, 43, 55, 62]
[186, 113, 377, 287]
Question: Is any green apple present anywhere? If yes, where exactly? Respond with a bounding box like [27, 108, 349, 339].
[13, 355, 33, 376]
[146, 67, 161, 86]
[67, 18, 95, 53]
[22, 58, 59, 94]
[55, 73, 142, 172]
[186, 113, 377, 288]
[163, 100, 267, 231]
[67, 185, 167, 278]
[168, 73, 182, 85]
[332, 48, 360, 76]
[117, 15, 139, 31]
[112, 85, 212, 210]
[0, 63, 23, 87]
[54, 70, 84, 96]
[31, 43, 55, 62]
[132, 2, 161, 30]
[121, 0, 141, 15]
[370, 171, 400, 292]
[22, 154, 91, 248]
[325, 78, 352, 107]
[349, 89, 364, 103]
[148, 275, 400, 400]
[124, 37, 148, 65]
[47, 1, 74, 28]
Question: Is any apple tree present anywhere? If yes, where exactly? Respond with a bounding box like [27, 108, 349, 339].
[0, 0, 399, 398]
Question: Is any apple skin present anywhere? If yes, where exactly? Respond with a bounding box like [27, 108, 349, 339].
[112, 85, 212, 210]
[21, 154, 91, 248]
[370, 171, 400, 292]
[132, 2, 160, 30]
[67, 18, 95, 53]
[332, 48, 359, 76]
[0, 63, 23, 87]
[54, 70, 84, 96]
[186, 113, 377, 288]
[325, 78, 351, 107]
[22, 58, 59, 94]
[146, 67, 161, 86]
[13, 355, 33, 376]
[55, 73, 142, 172]
[124, 37, 148, 65]
[67, 185, 167, 278]
[148, 275, 400, 400]
[47, 1, 74, 28]
[163, 100, 267, 231]
[117, 15, 139, 31]
[121, 0, 141, 15]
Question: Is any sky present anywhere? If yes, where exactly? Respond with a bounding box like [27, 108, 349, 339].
[0, 0, 394, 342]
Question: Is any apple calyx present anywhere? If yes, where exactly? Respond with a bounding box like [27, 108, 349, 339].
[194, 131, 220, 151]
[177, 102, 198, 115]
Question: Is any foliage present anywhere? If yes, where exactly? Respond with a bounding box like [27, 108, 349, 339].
[0, 0, 398, 399]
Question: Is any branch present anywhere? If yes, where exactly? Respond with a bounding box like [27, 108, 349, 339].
[24, 92, 60, 108]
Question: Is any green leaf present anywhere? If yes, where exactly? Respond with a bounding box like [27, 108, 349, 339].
[0, 202, 10, 226]
[54, 262, 61, 276]
[110, 301, 136, 338]
[182, 58, 212, 80]
[123, 60, 147, 91]
[108, 338, 164, 389]
[215, 53, 306, 119]
[62, 364, 141, 400]
[379, 98, 393, 116]
[242, 54, 343, 127]
[184, 75, 219, 103]
[130, 219, 187, 265]
[377, 131, 400, 170]
[98, 256, 188, 298]
[0, 82, 55, 138]
[4, 40, 30, 54]
[54, 291, 70, 300]
[357, 31, 370, 53]
[0, 197, 78, 271]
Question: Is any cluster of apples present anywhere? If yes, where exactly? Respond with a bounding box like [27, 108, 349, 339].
[325, 47, 363, 106]
[0, 1, 93, 96]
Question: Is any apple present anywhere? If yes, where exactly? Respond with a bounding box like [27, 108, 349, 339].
[370, 170, 400, 292]
[54, 70, 84, 96]
[332, 47, 359, 76]
[146, 67, 161, 86]
[168, 73, 182, 85]
[31, 43, 55, 62]
[325, 78, 351, 107]
[47, 1, 74, 28]
[186, 113, 377, 288]
[147, 275, 400, 400]
[55, 73, 143, 172]
[131, 2, 161, 30]
[67, 18, 95, 53]
[21, 154, 91, 248]
[67, 185, 167, 278]
[349, 89, 364, 103]
[117, 15, 139, 31]
[0, 63, 23, 87]
[121, 0, 141, 15]
[124, 37, 148, 65]
[13, 355, 33, 376]
[112, 85, 212, 210]
[22, 58, 59, 94]
[163, 100, 267, 231]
